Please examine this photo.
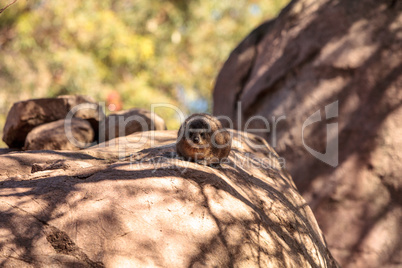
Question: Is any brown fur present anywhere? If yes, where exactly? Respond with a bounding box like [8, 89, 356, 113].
[176, 113, 232, 165]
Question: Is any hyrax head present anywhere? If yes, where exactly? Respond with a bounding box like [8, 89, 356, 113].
[186, 118, 212, 146]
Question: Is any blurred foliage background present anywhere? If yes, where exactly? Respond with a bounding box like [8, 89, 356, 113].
[0, 0, 289, 147]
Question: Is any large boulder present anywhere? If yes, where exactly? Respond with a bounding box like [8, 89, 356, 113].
[213, 0, 402, 267]
[24, 118, 95, 151]
[102, 108, 167, 142]
[0, 130, 338, 267]
[2, 95, 104, 148]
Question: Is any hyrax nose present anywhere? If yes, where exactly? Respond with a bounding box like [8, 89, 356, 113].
[193, 136, 200, 144]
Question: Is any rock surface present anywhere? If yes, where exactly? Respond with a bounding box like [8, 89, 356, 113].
[102, 108, 167, 141]
[213, 0, 402, 267]
[0, 130, 338, 267]
[24, 118, 95, 151]
[2, 95, 104, 148]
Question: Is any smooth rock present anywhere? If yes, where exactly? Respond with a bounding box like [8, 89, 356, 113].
[24, 118, 94, 151]
[102, 108, 167, 141]
[213, 0, 402, 267]
[0, 130, 338, 267]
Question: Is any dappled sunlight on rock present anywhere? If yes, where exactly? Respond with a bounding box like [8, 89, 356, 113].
[0, 130, 338, 267]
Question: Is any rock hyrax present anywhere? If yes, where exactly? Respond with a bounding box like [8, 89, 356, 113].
[176, 113, 232, 165]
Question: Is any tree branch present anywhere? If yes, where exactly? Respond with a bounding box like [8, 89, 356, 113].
[0, 0, 18, 14]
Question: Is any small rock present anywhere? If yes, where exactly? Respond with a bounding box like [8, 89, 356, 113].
[101, 108, 167, 141]
[31, 160, 94, 173]
[24, 118, 94, 151]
